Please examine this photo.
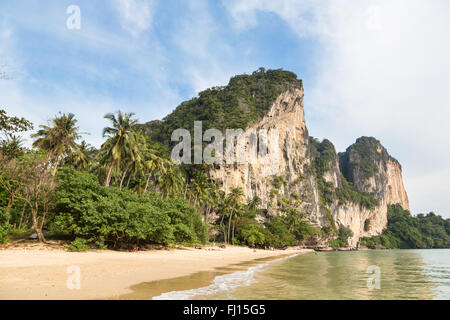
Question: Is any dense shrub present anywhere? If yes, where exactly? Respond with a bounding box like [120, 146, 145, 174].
[264, 220, 296, 247]
[241, 224, 265, 247]
[329, 226, 354, 248]
[295, 220, 320, 242]
[0, 208, 9, 243]
[0, 224, 8, 244]
[52, 167, 207, 248]
[68, 238, 90, 251]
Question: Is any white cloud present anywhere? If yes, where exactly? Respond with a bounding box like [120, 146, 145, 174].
[115, 0, 154, 37]
[169, 0, 248, 94]
[0, 1, 186, 147]
[224, 0, 450, 216]
[223, 0, 331, 36]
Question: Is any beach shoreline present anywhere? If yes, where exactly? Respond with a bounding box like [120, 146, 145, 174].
[0, 244, 311, 300]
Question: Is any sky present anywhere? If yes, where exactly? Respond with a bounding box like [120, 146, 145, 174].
[0, 0, 449, 217]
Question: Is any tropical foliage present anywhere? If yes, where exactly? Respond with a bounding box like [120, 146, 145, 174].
[309, 137, 379, 214]
[361, 205, 450, 249]
[0, 68, 448, 251]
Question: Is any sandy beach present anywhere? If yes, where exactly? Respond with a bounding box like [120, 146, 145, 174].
[0, 244, 310, 300]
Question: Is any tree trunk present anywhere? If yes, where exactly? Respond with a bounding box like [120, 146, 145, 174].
[223, 227, 227, 245]
[227, 210, 234, 245]
[5, 195, 14, 225]
[31, 209, 45, 243]
[219, 213, 226, 244]
[18, 206, 25, 229]
[105, 160, 115, 187]
[119, 170, 126, 189]
[144, 174, 151, 193]
[119, 163, 131, 189]
[51, 155, 60, 177]
[232, 221, 235, 242]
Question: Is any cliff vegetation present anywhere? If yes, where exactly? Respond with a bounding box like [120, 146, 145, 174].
[142, 68, 302, 145]
[361, 205, 450, 249]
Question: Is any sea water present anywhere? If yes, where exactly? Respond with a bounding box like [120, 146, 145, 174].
[153, 249, 450, 300]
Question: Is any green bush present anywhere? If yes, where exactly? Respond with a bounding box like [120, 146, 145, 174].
[329, 226, 354, 248]
[0, 225, 8, 244]
[329, 239, 341, 249]
[364, 219, 371, 232]
[264, 220, 295, 247]
[173, 223, 197, 244]
[52, 167, 208, 248]
[68, 238, 90, 251]
[295, 220, 320, 241]
[0, 208, 9, 244]
[241, 224, 265, 247]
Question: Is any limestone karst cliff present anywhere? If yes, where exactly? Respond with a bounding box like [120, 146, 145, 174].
[208, 88, 409, 246]
[142, 68, 410, 246]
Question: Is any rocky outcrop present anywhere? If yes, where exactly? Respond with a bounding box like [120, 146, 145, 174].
[339, 136, 410, 211]
[209, 89, 410, 246]
[385, 159, 410, 211]
[209, 87, 320, 215]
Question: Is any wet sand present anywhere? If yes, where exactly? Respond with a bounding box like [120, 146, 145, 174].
[118, 255, 293, 300]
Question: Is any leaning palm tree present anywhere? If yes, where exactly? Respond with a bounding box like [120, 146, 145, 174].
[31, 112, 81, 176]
[143, 153, 167, 193]
[101, 111, 139, 187]
[119, 130, 145, 189]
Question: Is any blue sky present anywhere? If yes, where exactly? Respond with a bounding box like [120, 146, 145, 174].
[1, 0, 450, 217]
[0, 0, 318, 126]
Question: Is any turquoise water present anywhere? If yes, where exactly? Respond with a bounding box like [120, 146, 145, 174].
[156, 249, 450, 300]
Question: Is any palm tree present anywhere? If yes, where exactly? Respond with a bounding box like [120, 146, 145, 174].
[101, 111, 139, 187]
[205, 182, 222, 223]
[225, 187, 244, 244]
[143, 153, 167, 193]
[248, 196, 261, 211]
[31, 112, 81, 176]
[188, 171, 210, 207]
[0, 134, 24, 159]
[68, 140, 92, 170]
[158, 163, 185, 198]
[119, 134, 145, 189]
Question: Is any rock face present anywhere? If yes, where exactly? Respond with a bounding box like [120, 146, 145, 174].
[209, 87, 314, 209]
[209, 89, 409, 246]
[339, 136, 409, 211]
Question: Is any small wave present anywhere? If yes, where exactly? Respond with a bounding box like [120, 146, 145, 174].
[153, 254, 298, 300]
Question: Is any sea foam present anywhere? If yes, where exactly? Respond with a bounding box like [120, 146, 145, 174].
[152, 253, 298, 300]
